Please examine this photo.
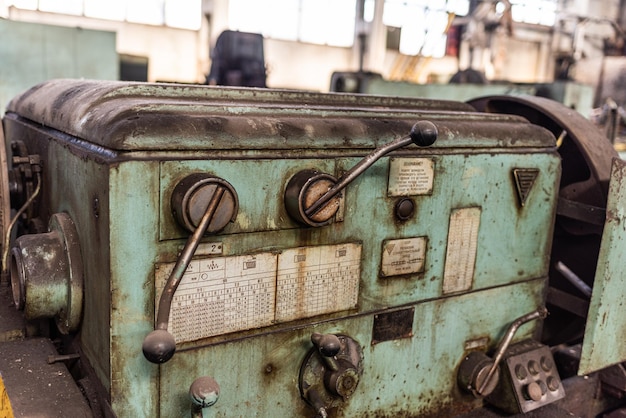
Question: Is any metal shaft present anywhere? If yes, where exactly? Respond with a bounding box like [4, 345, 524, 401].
[477, 307, 548, 395]
[305, 134, 413, 217]
[155, 186, 226, 330]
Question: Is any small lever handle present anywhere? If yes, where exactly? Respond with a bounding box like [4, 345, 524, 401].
[285, 121, 438, 226]
[477, 307, 548, 396]
[142, 187, 226, 364]
[190, 376, 220, 417]
[305, 121, 438, 217]
[311, 333, 342, 372]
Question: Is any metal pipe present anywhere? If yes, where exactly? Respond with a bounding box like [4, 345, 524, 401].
[2, 172, 42, 282]
[555, 261, 593, 299]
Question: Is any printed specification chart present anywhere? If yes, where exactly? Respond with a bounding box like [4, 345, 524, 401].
[275, 243, 361, 322]
[156, 243, 361, 342]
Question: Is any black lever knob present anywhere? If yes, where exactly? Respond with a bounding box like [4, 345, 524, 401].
[410, 120, 438, 147]
[311, 333, 341, 358]
[142, 329, 177, 364]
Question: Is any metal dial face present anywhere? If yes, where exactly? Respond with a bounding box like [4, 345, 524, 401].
[301, 176, 341, 224]
[171, 173, 238, 234]
[284, 170, 340, 227]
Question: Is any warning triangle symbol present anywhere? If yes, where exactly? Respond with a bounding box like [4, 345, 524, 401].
[513, 168, 539, 207]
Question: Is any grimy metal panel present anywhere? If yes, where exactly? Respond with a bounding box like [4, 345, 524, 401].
[579, 158, 626, 374]
[2, 80, 561, 417]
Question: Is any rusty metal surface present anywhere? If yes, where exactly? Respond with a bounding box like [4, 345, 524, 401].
[455, 404, 577, 417]
[468, 94, 618, 347]
[579, 158, 626, 374]
[5, 79, 557, 153]
[1, 81, 566, 417]
[0, 337, 92, 417]
[468, 95, 616, 225]
[0, 285, 29, 342]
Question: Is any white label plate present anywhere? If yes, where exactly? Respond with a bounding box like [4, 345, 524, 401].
[275, 243, 361, 322]
[388, 158, 434, 196]
[156, 243, 361, 342]
[442, 207, 481, 294]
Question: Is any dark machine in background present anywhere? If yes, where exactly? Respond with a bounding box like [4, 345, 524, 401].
[0, 79, 624, 417]
[205, 30, 267, 88]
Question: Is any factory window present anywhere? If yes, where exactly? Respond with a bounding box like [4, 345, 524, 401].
[228, 0, 357, 47]
[383, 0, 469, 57]
[509, 0, 557, 26]
[6, 0, 202, 30]
[383, 0, 557, 57]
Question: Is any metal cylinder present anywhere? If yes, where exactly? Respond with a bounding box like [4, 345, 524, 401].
[10, 212, 83, 333]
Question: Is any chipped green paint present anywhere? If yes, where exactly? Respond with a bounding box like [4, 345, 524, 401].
[3, 80, 561, 417]
[580, 158, 626, 374]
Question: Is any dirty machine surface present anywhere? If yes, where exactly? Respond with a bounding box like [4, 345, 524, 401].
[0, 79, 624, 417]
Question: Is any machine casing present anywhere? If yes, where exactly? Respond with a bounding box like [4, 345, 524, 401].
[2, 79, 561, 417]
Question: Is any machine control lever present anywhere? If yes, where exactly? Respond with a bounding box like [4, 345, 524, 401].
[458, 307, 548, 398]
[478, 307, 548, 395]
[285, 121, 438, 226]
[143, 185, 228, 364]
[189, 376, 220, 417]
[299, 333, 364, 415]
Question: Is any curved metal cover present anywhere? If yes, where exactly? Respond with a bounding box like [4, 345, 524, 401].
[6, 79, 555, 152]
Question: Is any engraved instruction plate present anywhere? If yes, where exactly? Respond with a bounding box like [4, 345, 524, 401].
[388, 158, 434, 196]
[156, 243, 361, 342]
[442, 207, 481, 294]
[275, 243, 361, 322]
[380, 237, 427, 277]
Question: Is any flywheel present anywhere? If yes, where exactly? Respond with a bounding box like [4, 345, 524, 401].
[468, 95, 618, 346]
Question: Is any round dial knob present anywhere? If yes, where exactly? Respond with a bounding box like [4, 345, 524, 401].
[284, 122, 438, 227]
[171, 173, 238, 233]
[284, 170, 341, 227]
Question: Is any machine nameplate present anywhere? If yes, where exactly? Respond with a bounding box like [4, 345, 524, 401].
[156, 243, 361, 342]
[372, 308, 414, 344]
[442, 207, 481, 294]
[380, 237, 426, 277]
[388, 158, 434, 196]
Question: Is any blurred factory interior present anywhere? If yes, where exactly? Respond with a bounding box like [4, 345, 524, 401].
[2, 0, 626, 145]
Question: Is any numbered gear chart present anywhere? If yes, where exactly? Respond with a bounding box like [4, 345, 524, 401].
[155, 243, 361, 342]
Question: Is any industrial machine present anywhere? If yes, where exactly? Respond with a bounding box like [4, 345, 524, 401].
[0, 79, 624, 417]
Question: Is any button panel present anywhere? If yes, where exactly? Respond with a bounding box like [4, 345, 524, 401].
[504, 340, 565, 413]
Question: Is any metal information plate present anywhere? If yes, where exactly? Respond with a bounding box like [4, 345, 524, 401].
[388, 158, 434, 196]
[156, 243, 361, 342]
[380, 237, 427, 277]
[442, 207, 481, 294]
[275, 243, 361, 322]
